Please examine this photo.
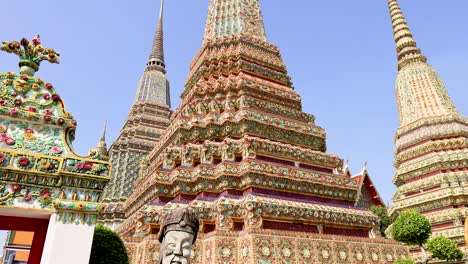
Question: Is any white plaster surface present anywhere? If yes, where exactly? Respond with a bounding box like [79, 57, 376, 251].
[0, 231, 6, 255]
[41, 214, 95, 264]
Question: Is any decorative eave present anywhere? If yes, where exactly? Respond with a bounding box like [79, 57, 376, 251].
[395, 137, 468, 168]
[0, 148, 111, 223]
[389, 187, 468, 217]
[125, 156, 358, 217]
[423, 207, 468, 225]
[396, 115, 467, 139]
[152, 136, 342, 172]
[393, 149, 467, 186]
[392, 170, 466, 201]
[121, 194, 380, 238]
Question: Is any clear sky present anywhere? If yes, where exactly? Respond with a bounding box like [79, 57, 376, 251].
[0, 0, 467, 210]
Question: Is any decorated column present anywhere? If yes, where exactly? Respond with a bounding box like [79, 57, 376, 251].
[0, 36, 111, 263]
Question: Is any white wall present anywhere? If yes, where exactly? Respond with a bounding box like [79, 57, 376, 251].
[41, 214, 95, 264]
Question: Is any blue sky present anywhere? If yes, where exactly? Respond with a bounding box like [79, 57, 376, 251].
[0, 0, 467, 212]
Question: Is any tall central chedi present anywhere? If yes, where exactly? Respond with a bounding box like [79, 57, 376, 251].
[101, 0, 172, 229]
[387, 0, 468, 255]
[118, 1, 408, 263]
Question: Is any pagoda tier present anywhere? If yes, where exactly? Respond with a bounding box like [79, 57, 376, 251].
[103, 102, 172, 200]
[101, 102, 171, 226]
[119, 0, 409, 262]
[386, 0, 468, 260]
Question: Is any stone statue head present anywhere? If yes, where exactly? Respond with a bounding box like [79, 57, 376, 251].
[158, 207, 199, 264]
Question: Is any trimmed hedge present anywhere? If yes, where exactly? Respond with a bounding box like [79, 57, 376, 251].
[394, 258, 415, 264]
[427, 236, 464, 261]
[391, 209, 431, 246]
[90, 225, 129, 264]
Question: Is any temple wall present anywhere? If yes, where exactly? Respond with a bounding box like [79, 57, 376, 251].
[126, 231, 409, 264]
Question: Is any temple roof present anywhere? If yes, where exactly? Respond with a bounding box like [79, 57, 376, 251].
[352, 164, 385, 207]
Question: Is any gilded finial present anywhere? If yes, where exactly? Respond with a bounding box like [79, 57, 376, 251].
[387, 0, 427, 70]
[0, 35, 60, 76]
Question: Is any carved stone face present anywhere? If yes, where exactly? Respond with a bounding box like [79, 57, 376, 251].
[160, 230, 194, 264]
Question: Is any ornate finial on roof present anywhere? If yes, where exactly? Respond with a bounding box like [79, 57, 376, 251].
[204, 0, 267, 41]
[1, 35, 60, 76]
[363, 161, 368, 172]
[146, 0, 166, 73]
[387, 0, 427, 70]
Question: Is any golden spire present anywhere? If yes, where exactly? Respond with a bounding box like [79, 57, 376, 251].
[387, 0, 461, 126]
[387, 0, 427, 70]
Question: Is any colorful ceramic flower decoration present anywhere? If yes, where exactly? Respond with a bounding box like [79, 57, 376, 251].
[18, 157, 31, 167]
[0, 153, 6, 165]
[1, 36, 60, 73]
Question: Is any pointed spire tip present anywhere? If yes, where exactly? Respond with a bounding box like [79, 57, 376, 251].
[100, 121, 107, 142]
[147, 0, 165, 72]
[387, 0, 426, 69]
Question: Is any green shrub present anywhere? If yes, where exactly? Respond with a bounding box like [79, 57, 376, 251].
[90, 225, 129, 264]
[391, 209, 431, 246]
[370, 205, 392, 237]
[426, 236, 464, 261]
[394, 258, 415, 264]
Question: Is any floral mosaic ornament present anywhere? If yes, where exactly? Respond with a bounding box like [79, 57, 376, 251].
[0, 36, 111, 226]
[0, 73, 76, 127]
[0, 184, 58, 209]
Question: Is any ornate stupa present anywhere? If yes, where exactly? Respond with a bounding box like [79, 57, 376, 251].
[100, 0, 172, 229]
[0, 36, 111, 263]
[115, 1, 409, 263]
[386, 0, 468, 259]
